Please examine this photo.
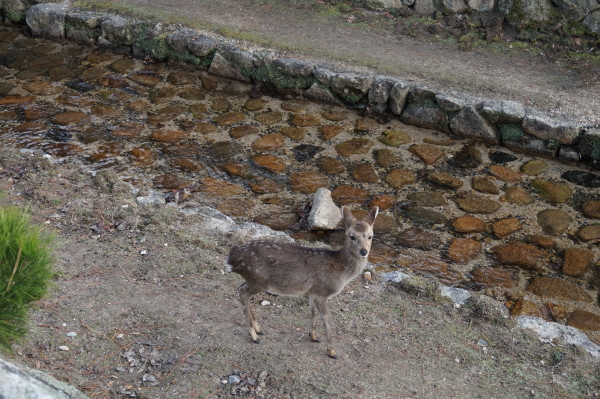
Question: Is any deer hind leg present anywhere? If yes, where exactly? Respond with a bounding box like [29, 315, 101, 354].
[309, 297, 320, 342]
[238, 282, 262, 343]
[312, 296, 337, 359]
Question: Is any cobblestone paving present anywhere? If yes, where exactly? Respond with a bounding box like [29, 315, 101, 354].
[1, 27, 599, 343]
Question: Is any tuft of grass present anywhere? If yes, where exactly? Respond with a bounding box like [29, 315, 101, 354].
[0, 207, 56, 350]
[500, 123, 525, 143]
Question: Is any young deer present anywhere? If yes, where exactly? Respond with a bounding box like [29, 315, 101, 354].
[225, 206, 379, 358]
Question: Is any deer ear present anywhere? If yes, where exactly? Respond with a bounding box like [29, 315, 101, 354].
[342, 206, 357, 227]
[363, 206, 379, 226]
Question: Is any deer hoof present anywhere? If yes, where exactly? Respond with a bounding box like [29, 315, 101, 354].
[256, 330, 264, 336]
[310, 336, 320, 343]
[252, 338, 260, 344]
[328, 349, 337, 359]
[328, 353, 338, 359]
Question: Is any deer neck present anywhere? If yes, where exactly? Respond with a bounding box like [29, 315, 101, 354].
[340, 246, 368, 277]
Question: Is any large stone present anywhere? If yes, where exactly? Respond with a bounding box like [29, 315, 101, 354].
[101, 15, 141, 46]
[351, 163, 379, 183]
[435, 93, 468, 112]
[385, 169, 416, 188]
[566, 310, 600, 331]
[308, 188, 341, 230]
[450, 105, 500, 144]
[471, 267, 515, 289]
[389, 81, 411, 115]
[453, 146, 482, 168]
[208, 52, 250, 82]
[584, 10, 600, 35]
[252, 133, 286, 151]
[562, 248, 594, 277]
[26, 3, 69, 39]
[456, 193, 500, 214]
[504, 186, 534, 204]
[499, 0, 553, 26]
[0, 357, 90, 399]
[401, 88, 449, 133]
[368, 77, 395, 112]
[520, 159, 548, 176]
[478, 100, 525, 125]
[536, 209, 573, 236]
[409, 144, 445, 164]
[523, 114, 584, 145]
[331, 185, 368, 204]
[526, 277, 593, 302]
[199, 178, 247, 196]
[447, 238, 481, 264]
[488, 164, 522, 183]
[492, 217, 522, 238]
[531, 180, 573, 203]
[65, 11, 103, 45]
[426, 171, 463, 190]
[331, 73, 373, 104]
[582, 200, 600, 218]
[397, 227, 441, 251]
[404, 206, 448, 225]
[335, 138, 374, 157]
[452, 215, 487, 233]
[290, 171, 328, 194]
[493, 242, 548, 271]
[577, 225, 600, 241]
[304, 83, 341, 104]
[472, 177, 500, 194]
[406, 191, 446, 207]
[442, 0, 468, 12]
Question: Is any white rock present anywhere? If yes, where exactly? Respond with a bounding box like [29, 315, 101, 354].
[136, 191, 166, 207]
[58, 346, 69, 351]
[308, 188, 341, 230]
[381, 271, 410, 283]
[66, 332, 77, 337]
[440, 286, 471, 305]
[261, 300, 271, 306]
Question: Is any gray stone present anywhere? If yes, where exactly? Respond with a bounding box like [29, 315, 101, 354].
[308, 188, 342, 230]
[0, 357, 90, 399]
[136, 191, 166, 207]
[467, 0, 494, 11]
[537, 209, 573, 236]
[220, 48, 257, 69]
[557, 146, 580, 162]
[414, 0, 436, 15]
[401, 87, 449, 133]
[208, 52, 251, 82]
[553, 0, 600, 22]
[368, 77, 395, 107]
[26, 3, 69, 39]
[578, 129, 600, 162]
[65, 11, 104, 45]
[381, 270, 410, 283]
[440, 286, 471, 304]
[372, 0, 404, 6]
[3, 0, 28, 23]
[101, 15, 139, 45]
[188, 35, 219, 57]
[253, 50, 277, 68]
[304, 83, 342, 104]
[389, 81, 411, 115]
[584, 10, 600, 34]
[499, 0, 553, 25]
[187, 207, 235, 233]
[313, 67, 335, 86]
[450, 105, 500, 144]
[522, 114, 584, 145]
[403, 0, 415, 5]
[166, 28, 217, 58]
[504, 135, 557, 158]
[227, 222, 294, 242]
[442, 0, 468, 13]
[272, 58, 315, 77]
[517, 316, 600, 358]
[435, 93, 468, 112]
[331, 73, 373, 103]
[478, 100, 526, 125]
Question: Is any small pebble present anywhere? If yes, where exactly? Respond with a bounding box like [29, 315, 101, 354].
[261, 300, 271, 306]
[140, 250, 147, 255]
[229, 375, 241, 384]
[66, 332, 77, 337]
[116, 333, 124, 339]
[363, 271, 372, 281]
[58, 346, 69, 351]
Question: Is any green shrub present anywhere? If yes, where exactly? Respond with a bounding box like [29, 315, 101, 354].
[0, 207, 56, 349]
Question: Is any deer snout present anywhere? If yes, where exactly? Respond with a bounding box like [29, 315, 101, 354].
[360, 249, 368, 257]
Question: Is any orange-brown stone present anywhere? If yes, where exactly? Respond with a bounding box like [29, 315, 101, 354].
[385, 169, 416, 189]
[370, 194, 396, 210]
[351, 163, 379, 183]
[150, 130, 186, 143]
[488, 165, 522, 183]
[230, 125, 259, 138]
[409, 144, 445, 165]
[129, 147, 157, 166]
[471, 267, 515, 289]
[354, 117, 379, 132]
[319, 125, 343, 140]
[335, 138, 374, 157]
[52, 112, 90, 125]
[252, 154, 286, 173]
[492, 217, 522, 238]
[452, 215, 487, 233]
[290, 171, 328, 194]
[214, 111, 245, 125]
[566, 310, 600, 331]
[166, 158, 203, 172]
[252, 133, 286, 151]
[316, 157, 345, 174]
[279, 126, 306, 141]
[199, 178, 247, 196]
[249, 177, 281, 194]
[447, 238, 481, 264]
[290, 113, 320, 127]
[331, 185, 368, 205]
[562, 248, 594, 277]
[493, 242, 548, 271]
[526, 277, 592, 302]
[254, 111, 282, 125]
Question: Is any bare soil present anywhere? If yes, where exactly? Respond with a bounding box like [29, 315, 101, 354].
[1, 144, 600, 398]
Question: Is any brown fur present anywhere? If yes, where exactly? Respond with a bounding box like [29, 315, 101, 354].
[225, 206, 379, 358]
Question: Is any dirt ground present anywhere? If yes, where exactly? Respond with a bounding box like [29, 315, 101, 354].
[1, 145, 600, 398]
[89, 0, 600, 124]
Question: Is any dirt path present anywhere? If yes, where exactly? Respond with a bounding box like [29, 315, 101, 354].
[112, 0, 600, 123]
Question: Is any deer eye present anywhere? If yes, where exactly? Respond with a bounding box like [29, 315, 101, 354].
[350, 236, 356, 241]
[368, 236, 372, 240]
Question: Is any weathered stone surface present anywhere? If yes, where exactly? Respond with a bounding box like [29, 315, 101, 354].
[22, 81, 62, 96]
[450, 105, 500, 144]
[249, 177, 281, 194]
[379, 130, 411, 147]
[23, 104, 55, 121]
[521, 159, 548, 176]
[229, 126, 258, 139]
[527, 277, 593, 302]
[165, 157, 202, 172]
[149, 130, 186, 143]
[472, 177, 500, 194]
[200, 177, 247, 196]
[577, 224, 600, 241]
[376, 149, 402, 167]
[290, 171, 328, 194]
[26, 3, 69, 39]
[531, 180, 573, 203]
[304, 83, 341, 104]
[217, 199, 256, 217]
[316, 157, 345, 174]
[351, 163, 379, 183]
[355, 117, 380, 132]
[478, 100, 525, 125]
[488, 165, 522, 183]
[435, 93, 468, 112]
[452, 215, 487, 233]
[130, 147, 157, 166]
[214, 111, 245, 125]
[368, 77, 395, 110]
[582, 200, 600, 219]
[409, 144, 445, 164]
[370, 194, 396, 210]
[100, 15, 140, 46]
[255, 111, 282, 125]
[335, 138, 374, 157]
[397, 227, 441, 250]
[407, 191, 446, 207]
[493, 242, 548, 271]
[52, 112, 90, 125]
[566, 310, 600, 331]
[411, 256, 462, 285]
[453, 145, 482, 168]
[522, 114, 584, 145]
[456, 193, 500, 214]
[504, 186, 534, 204]
[128, 74, 159, 87]
[562, 248, 594, 277]
[401, 88, 449, 133]
[252, 154, 286, 173]
[447, 238, 481, 264]
[153, 174, 191, 189]
[331, 185, 368, 204]
[308, 188, 341, 230]
[254, 212, 297, 231]
[279, 126, 306, 141]
[426, 171, 463, 190]
[389, 81, 411, 115]
[385, 169, 416, 188]
[536, 209, 573, 236]
[404, 206, 448, 225]
[442, 0, 468, 13]
[525, 234, 557, 249]
[318, 125, 342, 141]
[208, 52, 251, 82]
[252, 133, 285, 151]
[331, 73, 373, 103]
[472, 267, 515, 289]
[492, 217, 522, 238]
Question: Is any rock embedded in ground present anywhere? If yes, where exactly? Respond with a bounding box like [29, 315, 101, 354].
[331, 185, 368, 204]
[409, 144, 445, 164]
[525, 234, 558, 249]
[370, 194, 395, 210]
[562, 248, 594, 277]
[452, 215, 487, 233]
[536, 209, 573, 236]
[582, 200, 600, 218]
[406, 191, 446, 207]
[397, 227, 441, 250]
[426, 171, 463, 190]
[577, 224, 600, 241]
[199, 177, 247, 196]
[488, 165, 522, 183]
[252, 133, 285, 151]
[351, 163, 379, 183]
[290, 171, 328, 194]
[453, 145, 482, 168]
[252, 154, 286, 173]
[308, 188, 341, 230]
[526, 277, 593, 302]
[471, 267, 515, 289]
[290, 113, 320, 127]
[447, 238, 481, 264]
[254, 111, 282, 125]
[521, 159, 548, 176]
[503, 186, 534, 204]
[379, 130, 411, 146]
[385, 169, 416, 189]
[375, 149, 402, 167]
[230, 125, 259, 138]
[531, 179, 573, 203]
[403, 206, 448, 225]
[316, 157, 345, 174]
[319, 125, 343, 140]
[354, 117, 379, 132]
[492, 217, 522, 238]
[335, 138, 374, 157]
[472, 176, 500, 194]
[410, 256, 463, 286]
[566, 310, 600, 331]
[492, 242, 548, 271]
[254, 212, 297, 231]
[456, 193, 500, 214]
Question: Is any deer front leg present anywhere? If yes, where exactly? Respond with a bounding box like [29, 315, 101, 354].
[238, 282, 261, 343]
[309, 297, 320, 342]
[312, 297, 337, 359]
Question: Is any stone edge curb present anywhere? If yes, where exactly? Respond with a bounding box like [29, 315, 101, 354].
[3, 2, 598, 168]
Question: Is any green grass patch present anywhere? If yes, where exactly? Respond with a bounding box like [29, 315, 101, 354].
[0, 207, 56, 350]
[500, 124, 525, 143]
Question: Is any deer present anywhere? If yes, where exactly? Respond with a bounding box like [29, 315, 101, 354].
[225, 206, 378, 358]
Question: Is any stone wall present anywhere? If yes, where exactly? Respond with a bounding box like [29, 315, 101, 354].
[2, 2, 599, 168]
